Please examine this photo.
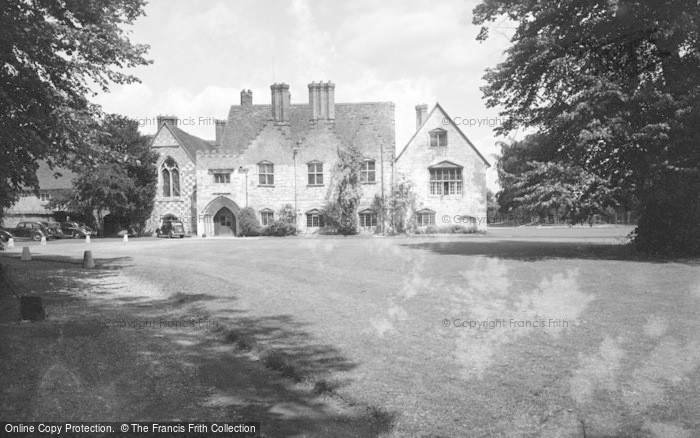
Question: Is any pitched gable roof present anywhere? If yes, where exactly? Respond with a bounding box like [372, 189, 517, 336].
[220, 102, 394, 155]
[169, 125, 216, 161]
[152, 123, 215, 162]
[396, 103, 491, 167]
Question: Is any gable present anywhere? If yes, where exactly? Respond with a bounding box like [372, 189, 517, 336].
[396, 103, 490, 167]
[150, 124, 214, 163]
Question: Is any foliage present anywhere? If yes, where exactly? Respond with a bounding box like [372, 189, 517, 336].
[0, 0, 151, 224]
[262, 221, 298, 237]
[474, 0, 700, 254]
[416, 224, 477, 235]
[496, 136, 620, 223]
[238, 207, 261, 237]
[323, 145, 363, 235]
[389, 178, 419, 234]
[49, 114, 156, 232]
[277, 204, 297, 225]
[486, 190, 500, 223]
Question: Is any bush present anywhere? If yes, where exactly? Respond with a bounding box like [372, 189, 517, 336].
[238, 207, 261, 236]
[262, 220, 297, 236]
[425, 225, 438, 234]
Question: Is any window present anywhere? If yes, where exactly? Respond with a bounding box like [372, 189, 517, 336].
[359, 211, 377, 227]
[417, 211, 436, 227]
[214, 173, 230, 184]
[260, 210, 274, 226]
[360, 160, 376, 183]
[429, 168, 463, 195]
[258, 162, 274, 185]
[429, 129, 448, 147]
[308, 162, 324, 185]
[161, 157, 180, 197]
[306, 211, 325, 227]
[38, 193, 51, 202]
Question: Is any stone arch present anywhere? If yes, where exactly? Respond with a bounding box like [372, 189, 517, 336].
[202, 196, 242, 236]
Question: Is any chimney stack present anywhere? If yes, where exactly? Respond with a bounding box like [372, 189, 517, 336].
[215, 119, 226, 146]
[308, 81, 335, 122]
[415, 104, 428, 129]
[157, 115, 179, 128]
[240, 89, 253, 106]
[270, 83, 290, 124]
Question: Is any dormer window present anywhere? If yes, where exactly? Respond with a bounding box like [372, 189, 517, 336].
[429, 128, 448, 147]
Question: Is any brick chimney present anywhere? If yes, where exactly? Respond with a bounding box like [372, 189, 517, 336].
[308, 81, 335, 122]
[240, 89, 252, 107]
[157, 115, 179, 128]
[415, 104, 428, 130]
[308, 82, 319, 120]
[215, 119, 226, 146]
[270, 83, 290, 124]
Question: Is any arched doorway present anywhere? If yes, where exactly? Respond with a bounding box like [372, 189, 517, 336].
[214, 207, 236, 236]
[201, 196, 242, 237]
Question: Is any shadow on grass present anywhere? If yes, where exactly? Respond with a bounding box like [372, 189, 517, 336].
[0, 255, 395, 437]
[400, 239, 699, 265]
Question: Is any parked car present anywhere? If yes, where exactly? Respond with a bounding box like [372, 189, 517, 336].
[41, 222, 65, 239]
[0, 227, 14, 242]
[156, 219, 186, 238]
[60, 221, 93, 239]
[11, 222, 53, 241]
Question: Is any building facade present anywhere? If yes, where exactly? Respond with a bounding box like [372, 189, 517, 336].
[146, 81, 489, 236]
[395, 103, 490, 230]
[3, 162, 75, 227]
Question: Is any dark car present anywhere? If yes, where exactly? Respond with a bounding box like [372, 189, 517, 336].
[0, 227, 14, 242]
[41, 222, 65, 239]
[12, 222, 52, 241]
[156, 220, 186, 238]
[60, 221, 92, 239]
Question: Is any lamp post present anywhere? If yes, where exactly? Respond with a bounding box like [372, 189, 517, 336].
[293, 142, 300, 225]
[239, 166, 249, 207]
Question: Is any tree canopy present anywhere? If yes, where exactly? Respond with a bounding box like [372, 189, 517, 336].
[49, 114, 157, 232]
[474, 0, 700, 254]
[1, 0, 150, 223]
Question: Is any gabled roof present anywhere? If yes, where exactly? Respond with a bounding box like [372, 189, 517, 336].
[152, 123, 215, 162]
[220, 102, 394, 155]
[396, 103, 490, 167]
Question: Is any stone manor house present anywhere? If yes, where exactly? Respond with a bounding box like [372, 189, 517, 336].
[145, 81, 490, 236]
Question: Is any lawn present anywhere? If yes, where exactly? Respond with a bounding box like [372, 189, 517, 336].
[1, 227, 699, 437]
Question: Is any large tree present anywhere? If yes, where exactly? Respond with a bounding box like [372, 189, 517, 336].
[474, 0, 700, 254]
[0, 0, 150, 223]
[49, 114, 157, 232]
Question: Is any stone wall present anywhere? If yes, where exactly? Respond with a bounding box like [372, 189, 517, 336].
[395, 105, 488, 230]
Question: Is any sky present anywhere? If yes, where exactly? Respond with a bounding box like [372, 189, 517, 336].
[94, 0, 517, 190]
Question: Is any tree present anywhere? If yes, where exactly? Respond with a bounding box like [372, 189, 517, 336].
[323, 145, 364, 235]
[1, 0, 151, 224]
[238, 207, 262, 236]
[49, 114, 157, 232]
[389, 178, 419, 234]
[486, 189, 500, 223]
[496, 135, 620, 224]
[474, 0, 700, 254]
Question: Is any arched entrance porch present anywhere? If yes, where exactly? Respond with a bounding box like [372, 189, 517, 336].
[200, 196, 242, 236]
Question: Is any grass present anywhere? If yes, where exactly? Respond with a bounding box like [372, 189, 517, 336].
[2, 226, 699, 437]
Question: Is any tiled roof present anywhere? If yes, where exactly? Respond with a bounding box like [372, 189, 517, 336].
[169, 125, 216, 160]
[220, 102, 394, 155]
